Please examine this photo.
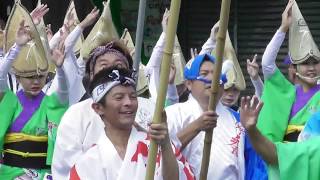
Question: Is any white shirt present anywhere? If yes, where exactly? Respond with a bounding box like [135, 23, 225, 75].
[69, 127, 194, 180]
[52, 97, 157, 180]
[165, 95, 245, 180]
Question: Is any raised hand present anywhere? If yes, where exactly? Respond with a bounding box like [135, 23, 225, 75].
[51, 41, 65, 68]
[65, 8, 76, 28]
[16, 20, 32, 46]
[190, 48, 198, 60]
[45, 24, 53, 41]
[247, 54, 259, 80]
[79, 7, 100, 29]
[196, 111, 218, 131]
[279, 0, 294, 32]
[59, 27, 70, 43]
[161, 8, 170, 33]
[210, 21, 219, 41]
[240, 96, 264, 132]
[30, 4, 49, 25]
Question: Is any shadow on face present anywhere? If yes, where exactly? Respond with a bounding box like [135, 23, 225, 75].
[92, 85, 138, 130]
[221, 85, 240, 108]
[17, 74, 47, 98]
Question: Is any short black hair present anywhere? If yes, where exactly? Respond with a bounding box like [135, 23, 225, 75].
[89, 66, 134, 104]
[85, 40, 133, 76]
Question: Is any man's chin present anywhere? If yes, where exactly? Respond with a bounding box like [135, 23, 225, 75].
[222, 101, 233, 107]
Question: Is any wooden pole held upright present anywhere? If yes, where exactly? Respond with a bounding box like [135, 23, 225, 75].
[144, 0, 182, 179]
[199, 0, 232, 179]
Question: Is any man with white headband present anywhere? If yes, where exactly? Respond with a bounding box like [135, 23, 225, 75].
[242, 1, 320, 179]
[91, 69, 136, 103]
[165, 53, 246, 180]
[69, 67, 194, 180]
[52, 40, 134, 179]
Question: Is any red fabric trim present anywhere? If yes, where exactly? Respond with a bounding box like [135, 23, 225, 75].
[131, 141, 149, 162]
[69, 165, 81, 180]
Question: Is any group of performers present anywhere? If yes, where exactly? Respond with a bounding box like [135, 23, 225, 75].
[0, 0, 319, 179]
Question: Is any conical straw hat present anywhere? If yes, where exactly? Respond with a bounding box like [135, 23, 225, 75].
[211, 22, 245, 90]
[5, 2, 48, 77]
[80, 0, 119, 61]
[0, 30, 4, 50]
[36, 0, 56, 73]
[289, 2, 320, 64]
[172, 35, 186, 85]
[64, 0, 84, 55]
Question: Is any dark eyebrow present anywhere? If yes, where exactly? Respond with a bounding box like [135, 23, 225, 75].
[112, 92, 125, 97]
[199, 69, 210, 73]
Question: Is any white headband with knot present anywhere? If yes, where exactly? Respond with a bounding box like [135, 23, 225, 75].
[92, 70, 136, 103]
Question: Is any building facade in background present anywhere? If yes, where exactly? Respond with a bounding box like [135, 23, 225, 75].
[1, 0, 320, 94]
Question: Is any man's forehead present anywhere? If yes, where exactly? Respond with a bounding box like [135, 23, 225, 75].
[96, 54, 128, 66]
[97, 53, 120, 61]
[200, 61, 215, 71]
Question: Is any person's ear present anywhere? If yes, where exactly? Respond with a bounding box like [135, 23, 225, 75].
[185, 80, 192, 91]
[91, 103, 104, 116]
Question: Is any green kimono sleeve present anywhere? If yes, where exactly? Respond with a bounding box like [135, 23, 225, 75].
[45, 92, 68, 165]
[257, 69, 296, 142]
[0, 90, 21, 151]
[269, 137, 320, 180]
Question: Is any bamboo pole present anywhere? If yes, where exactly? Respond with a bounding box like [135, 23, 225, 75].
[144, 0, 181, 179]
[133, 0, 146, 85]
[199, 0, 232, 179]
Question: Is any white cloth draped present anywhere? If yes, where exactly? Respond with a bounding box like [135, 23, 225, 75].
[69, 127, 194, 180]
[52, 97, 159, 180]
[165, 95, 245, 180]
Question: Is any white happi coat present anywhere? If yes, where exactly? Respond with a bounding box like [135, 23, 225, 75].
[69, 127, 195, 180]
[52, 97, 156, 180]
[165, 95, 245, 180]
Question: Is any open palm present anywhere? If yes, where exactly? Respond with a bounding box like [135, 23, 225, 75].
[240, 96, 264, 131]
[16, 20, 32, 46]
[247, 54, 259, 80]
[30, 4, 49, 25]
[51, 43, 65, 68]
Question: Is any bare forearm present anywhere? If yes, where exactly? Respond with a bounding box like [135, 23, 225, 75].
[177, 121, 200, 151]
[161, 141, 179, 180]
[247, 127, 278, 165]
